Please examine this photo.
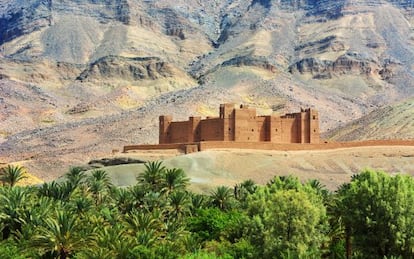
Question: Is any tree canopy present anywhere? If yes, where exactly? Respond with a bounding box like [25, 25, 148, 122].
[0, 164, 413, 258]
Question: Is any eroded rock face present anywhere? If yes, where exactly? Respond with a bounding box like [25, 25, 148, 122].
[0, 0, 131, 45]
[0, 1, 52, 45]
[76, 56, 172, 82]
[289, 54, 382, 79]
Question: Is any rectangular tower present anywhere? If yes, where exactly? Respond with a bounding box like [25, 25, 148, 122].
[309, 109, 320, 143]
[159, 115, 172, 144]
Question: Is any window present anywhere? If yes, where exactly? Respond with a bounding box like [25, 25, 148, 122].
[313, 115, 316, 120]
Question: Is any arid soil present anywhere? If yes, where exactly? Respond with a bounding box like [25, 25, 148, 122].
[88, 145, 414, 192]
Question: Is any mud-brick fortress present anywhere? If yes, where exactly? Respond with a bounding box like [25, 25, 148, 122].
[123, 103, 414, 153]
[159, 103, 320, 145]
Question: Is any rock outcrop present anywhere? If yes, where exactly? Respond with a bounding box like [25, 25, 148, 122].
[76, 56, 172, 82]
[289, 53, 387, 79]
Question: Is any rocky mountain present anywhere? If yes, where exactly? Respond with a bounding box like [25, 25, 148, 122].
[1, 0, 414, 178]
[325, 98, 414, 141]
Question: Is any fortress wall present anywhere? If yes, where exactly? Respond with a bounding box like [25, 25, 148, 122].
[256, 117, 268, 142]
[234, 108, 252, 141]
[223, 118, 234, 141]
[158, 104, 320, 145]
[198, 141, 320, 151]
[169, 121, 190, 143]
[199, 118, 224, 141]
[189, 117, 201, 142]
[123, 143, 186, 152]
[270, 117, 283, 143]
[198, 140, 414, 151]
[299, 112, 309, 143]
[124, 140, 414, 153]
[280, 117, 300, 143]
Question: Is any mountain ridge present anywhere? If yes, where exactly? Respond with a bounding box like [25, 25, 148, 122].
[1, 0, 414, 179]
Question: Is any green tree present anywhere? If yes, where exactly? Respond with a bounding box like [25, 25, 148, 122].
[244, 181, 329, 258]
[262, 189, 328, 257]
[64, 167, 86, 187]
[187, 208, 243, 242]
[210, 186, 234, 211]
[0, 165, 27, 187]
[168, 191, 191, 219]
[30, 210, 90, 258]
[162, 168, 189, 195]
[0, 187, 32, 239]
[137, 161, 166, 192]
[87, 169, 112, 205]
[234, 179, 257, 203]
[338, 170, 414, 258]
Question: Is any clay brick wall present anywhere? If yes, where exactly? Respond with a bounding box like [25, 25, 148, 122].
[169, 121, 190, 143]
[124, 140, 414, 153]
[199, 118, 224, 141]
[281, 117, 300, 143]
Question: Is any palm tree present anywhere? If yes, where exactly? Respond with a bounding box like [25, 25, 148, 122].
[112, 188, 133, 214]
[64, 167, 86, 187]
[190, 193, 206, 213]
[307, 179, 329, 200]
[87, 169, 112, 205]
[168, 191, 190, 219]
[82, 225, 131, 258]
[164, 219, 188, 242]
[234, 179, 257, 201]
[89, 170, 112, 188]
[30, 211, 87, 258]
[38, 181, 74, 201]
[124, 209, 161, 233]
[143, 191, 167, 212]
[210, 186, 233, 211]
[71, 196, 93, 216]
[129, 185, 147, 209]
[240, 179, 257, 194]
[161, 168, 189, 195]
[0, 165, 27, 187]
[0, 187, 30, 239]
[137, 161, 166, 192]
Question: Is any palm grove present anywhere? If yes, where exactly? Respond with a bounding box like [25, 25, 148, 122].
[1, 162, 414, 258]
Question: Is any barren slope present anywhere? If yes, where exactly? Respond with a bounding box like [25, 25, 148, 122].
[325, 98, 414, 141]
[2, 0, 414, 181]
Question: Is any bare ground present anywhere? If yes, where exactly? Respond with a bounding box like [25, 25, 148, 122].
[107, 145, 414, 192]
